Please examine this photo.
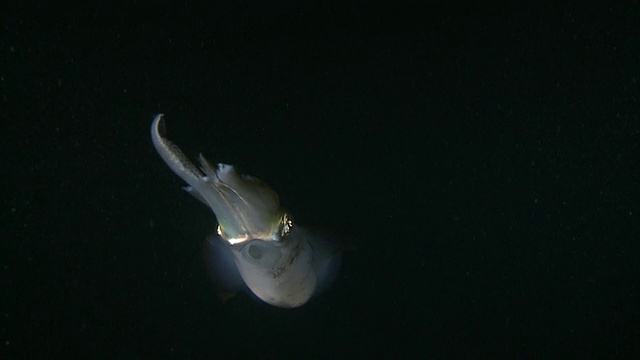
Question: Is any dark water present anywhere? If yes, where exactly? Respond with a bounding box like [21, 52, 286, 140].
[4, 2, 639, 357]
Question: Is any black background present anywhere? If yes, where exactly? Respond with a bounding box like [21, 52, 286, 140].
[4, 1, 639, 357]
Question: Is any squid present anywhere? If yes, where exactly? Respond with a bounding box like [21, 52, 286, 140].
[150, 114, 341, 308]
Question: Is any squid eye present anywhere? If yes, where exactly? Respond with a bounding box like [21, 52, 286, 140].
[280, 213, 294, 238]
[248, 244, 262, 260]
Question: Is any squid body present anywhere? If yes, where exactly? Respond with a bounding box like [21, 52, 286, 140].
[150, 114, 341, 308]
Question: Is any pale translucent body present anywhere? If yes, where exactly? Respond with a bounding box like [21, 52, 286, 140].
[151, 114, 340, 307]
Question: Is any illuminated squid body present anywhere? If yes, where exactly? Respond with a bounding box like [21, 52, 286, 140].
[151, 114, 341, 308]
